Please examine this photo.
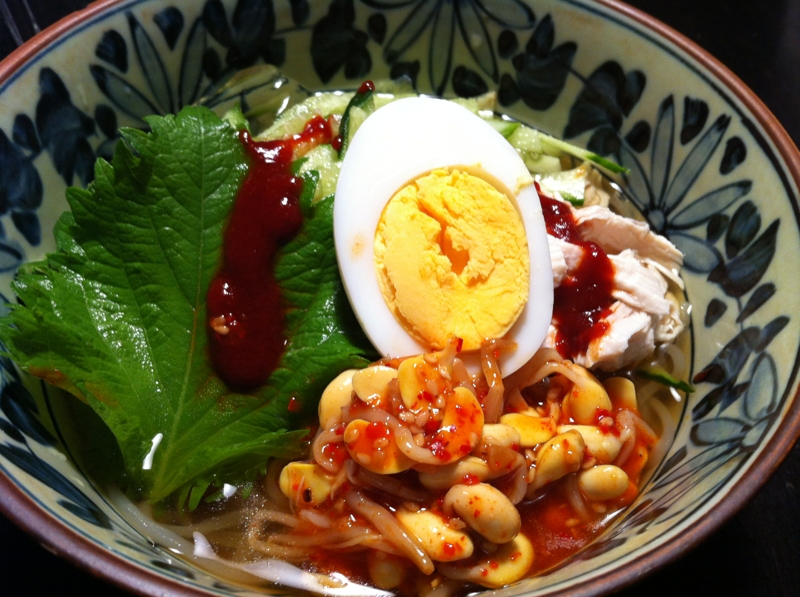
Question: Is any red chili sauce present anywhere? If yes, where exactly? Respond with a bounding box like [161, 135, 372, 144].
[206, 118, 335, 391]
[538, 188, 615, 359]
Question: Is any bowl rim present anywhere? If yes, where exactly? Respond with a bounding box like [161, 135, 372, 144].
[1, 0, 799, 596]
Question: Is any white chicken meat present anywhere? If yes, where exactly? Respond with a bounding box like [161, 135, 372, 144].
[542, 195, 685, 371]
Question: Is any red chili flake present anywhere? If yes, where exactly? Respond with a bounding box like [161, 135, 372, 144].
[462, 474, 480, 485]
[321, 442, 347, 466]
[473, 509, 481, 518]
[365, 421, 391, 441]
[442, 543, 456, 557]
[489, 561, 499, 570]
[429, 438, 450, 461]
[481, 569, 489, 577]
[424, 419, 440, 434]
[292, 483, 300, 491]
[419, 390, 434, 403]
[510, 551, 521, 561]
[594, 408, 613, 424]
[455, 337, 463, 352]
[334, 423, 345, 436]
[459, 443, 472, 454]
[287, 397, 301, 412]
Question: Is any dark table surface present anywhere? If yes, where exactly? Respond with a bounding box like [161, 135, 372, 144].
[1, 0, 799, 595]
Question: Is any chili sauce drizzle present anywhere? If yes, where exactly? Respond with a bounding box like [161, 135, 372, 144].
[538, 187, 615, 360]
[206, 131, 307, 391]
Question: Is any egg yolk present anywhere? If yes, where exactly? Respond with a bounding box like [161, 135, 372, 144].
[374, 168, 530, 351]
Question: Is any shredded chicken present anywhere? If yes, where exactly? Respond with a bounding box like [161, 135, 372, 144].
[573, 205, 684, 284]
[542, 195, 685, 371]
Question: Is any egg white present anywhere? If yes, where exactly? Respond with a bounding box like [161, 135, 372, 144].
[333, 97, 553, 376]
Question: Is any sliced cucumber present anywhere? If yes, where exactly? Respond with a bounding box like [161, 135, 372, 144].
[483, 117, 520, 139]
[636, 366, 695, 393]
[297, 144, 341, 203]
[338, 84, 375, 159]
[522, 153, 562, 174]
[222, 104, 249, 132]
[508, 125, 543, 155]
[258, 92, 354, 140]
[372, 76, 416, 96]
[539, 134, 628, 176]
[450, 92, 498, 114]
[536, 162, 592, 204]
[561, 193, 584, 207]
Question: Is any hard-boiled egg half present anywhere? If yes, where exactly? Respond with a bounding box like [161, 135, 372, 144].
[333, 97, 553, 376]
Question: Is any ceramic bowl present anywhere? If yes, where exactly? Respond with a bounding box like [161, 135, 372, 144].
[1, 0, 799, 596]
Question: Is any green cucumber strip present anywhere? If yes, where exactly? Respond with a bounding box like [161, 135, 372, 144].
[561, 192, 585, 207]
[636, 367, 695, 393]
[338, 87, 375, 159]
[540, 134, 629, 175]
[485, 118, 520, 138]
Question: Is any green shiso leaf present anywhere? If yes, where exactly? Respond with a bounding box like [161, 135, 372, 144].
[0, 106, 374, 502]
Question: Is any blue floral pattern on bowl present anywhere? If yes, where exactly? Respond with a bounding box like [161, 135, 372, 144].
[0, 0, 798, 595]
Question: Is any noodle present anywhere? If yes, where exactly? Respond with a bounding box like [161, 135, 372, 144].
[563, 473, 592, 523]
[630, 411, 659, 445]
[314, 429, 347, 473]
[664, 342, 687, 378]
[268, 527, 379, 547]
[249, 509, 300, 528]
[345, 489, 435, 575]
[480, 338, 514, 423]
[346, 460, 432, 503]
[615, 410, 638, 468]
[108, 487, 272, 585]
[299, 508, 334, 528]
[194, 533, 394, 597]
[497, 458, 528, 505]
[161, 510, 247, 538]
[646, 397, 677, 471]
[503, 347, 562, 394]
